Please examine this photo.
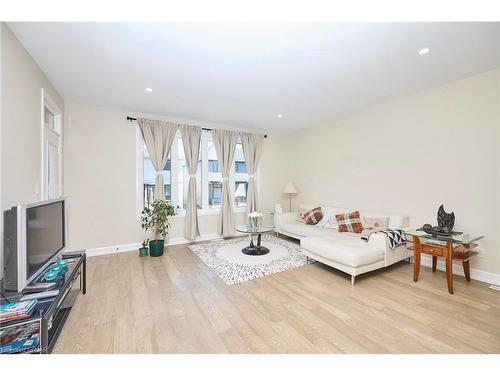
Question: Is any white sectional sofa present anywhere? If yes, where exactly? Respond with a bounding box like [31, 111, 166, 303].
[275, 204, 412, 285]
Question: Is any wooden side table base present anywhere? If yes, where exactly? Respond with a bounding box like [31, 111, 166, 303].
[446, 241, 454, 294]
[410, 235, 479, 295]
[463, 260, 471, 282]
[413, 236, 421, 282]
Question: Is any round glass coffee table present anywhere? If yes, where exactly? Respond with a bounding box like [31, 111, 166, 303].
[235, 225, 275, 255]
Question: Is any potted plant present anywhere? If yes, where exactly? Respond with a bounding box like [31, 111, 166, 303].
[140, 199, 176, 257]
[139, 239, 149, 257]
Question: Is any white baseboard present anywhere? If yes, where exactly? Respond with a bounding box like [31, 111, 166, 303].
[420, 255, 500, 285]
[83, 242, 143, 257]
[82, 232, 241, 258]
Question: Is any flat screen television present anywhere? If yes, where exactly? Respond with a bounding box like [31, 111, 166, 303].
[3, 198, 67, 292]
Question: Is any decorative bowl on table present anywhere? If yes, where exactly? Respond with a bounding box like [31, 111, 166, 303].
[417, 223, 462, 237]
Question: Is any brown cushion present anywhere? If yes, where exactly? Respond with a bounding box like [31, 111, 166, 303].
[304, 207, 323, 225]
[336, 211, 363, 233]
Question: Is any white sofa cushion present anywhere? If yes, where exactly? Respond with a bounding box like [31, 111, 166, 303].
[301, 235, 385, 268]
[280, 221, 336, 238]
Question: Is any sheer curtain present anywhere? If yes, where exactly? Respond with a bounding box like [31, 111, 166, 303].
[241, 132, 265, 218]
[211, 129, 238, 237]
[180, 125, 201, 240]
[138, 118, 178, 200]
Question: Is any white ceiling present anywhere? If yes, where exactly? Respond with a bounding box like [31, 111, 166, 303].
[8, 22, 500, 133]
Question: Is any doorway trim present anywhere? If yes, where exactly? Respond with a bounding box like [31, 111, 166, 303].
[40, 88, 63, 200]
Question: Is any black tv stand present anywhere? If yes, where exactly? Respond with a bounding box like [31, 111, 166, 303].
[0, 251, 86, 354]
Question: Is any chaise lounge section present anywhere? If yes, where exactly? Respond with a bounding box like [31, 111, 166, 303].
[275, 204, 412, 284]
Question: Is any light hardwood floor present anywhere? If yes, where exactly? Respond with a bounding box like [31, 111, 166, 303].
[53, 239, 500, 354]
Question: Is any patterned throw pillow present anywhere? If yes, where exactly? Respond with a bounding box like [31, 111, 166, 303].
[364, 217, 389, 230]
[296, 209, 308, 223]
[336, 211, 363, 233]
[304, 207, 323, 225]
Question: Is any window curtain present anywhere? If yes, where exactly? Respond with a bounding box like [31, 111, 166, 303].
[180, 125, 201, 240]
[138, 118, 178, 200]
[241, 132, 265, 219]
[211, 129, 238, 237]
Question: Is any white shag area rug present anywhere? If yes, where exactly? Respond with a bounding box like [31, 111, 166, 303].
[189, 234, 309, 285]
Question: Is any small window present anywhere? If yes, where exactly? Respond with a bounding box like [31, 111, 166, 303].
[233, 142, 248, 206]
[234, 181, 248, 207]
[235, 161, 247, 173]
[44, 106, 55, 131]
[207, 139, 222, 208]
[208, 160, 220, 173]
[209, 181, 222, 208]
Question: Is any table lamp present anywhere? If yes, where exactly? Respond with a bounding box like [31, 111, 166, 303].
[283, 182, 297, 212]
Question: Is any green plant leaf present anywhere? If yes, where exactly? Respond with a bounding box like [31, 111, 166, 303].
[140, 199, 176, 241]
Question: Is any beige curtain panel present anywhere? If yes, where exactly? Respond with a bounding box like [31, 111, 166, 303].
[212, 128, 238, 237]
[180, 125, 201, 240]
[241, 132, 265, 219]
[137, 118, 178, 200]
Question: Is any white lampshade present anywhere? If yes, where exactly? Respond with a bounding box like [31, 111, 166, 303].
[283, 181, 297, 194]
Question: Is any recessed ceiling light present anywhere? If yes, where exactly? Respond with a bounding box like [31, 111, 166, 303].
[277, 114, 283, 118]
[418, 48, 430, 55]
[145, 87, 153, 92]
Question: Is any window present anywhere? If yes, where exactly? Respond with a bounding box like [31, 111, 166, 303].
[143, 143, 171, 206]
[138, 130, 256, 214]
[209, 181, 222, 207]
[44, 107, 56, 131]
[235, 181, 248, 206]
[208, 160, 220, 173]
[233, 142, 249, 206]
[235, 161, 247, 173]
[207, 139, 222, 208]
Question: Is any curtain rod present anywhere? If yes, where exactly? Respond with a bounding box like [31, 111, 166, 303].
[127, 116, 267, 138]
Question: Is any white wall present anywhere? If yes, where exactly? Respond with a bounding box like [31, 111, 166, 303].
[0, 23, 64, 277]
[1, 23, 64, 209]
[264, 69, 500, 275]
[260, 135, 293, 212]
[63, 102, 267, 251]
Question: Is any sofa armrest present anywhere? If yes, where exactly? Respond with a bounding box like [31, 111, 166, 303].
[367, 231, 410, 266]
[367, 232, 389, 250]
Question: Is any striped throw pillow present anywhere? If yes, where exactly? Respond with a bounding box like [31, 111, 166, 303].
[304, 207, 323, 225]
[336, 211, 363, 233]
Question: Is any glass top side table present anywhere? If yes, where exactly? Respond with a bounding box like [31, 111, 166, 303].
[405, 229, 483, 294]
[405, 229, 484, 245]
